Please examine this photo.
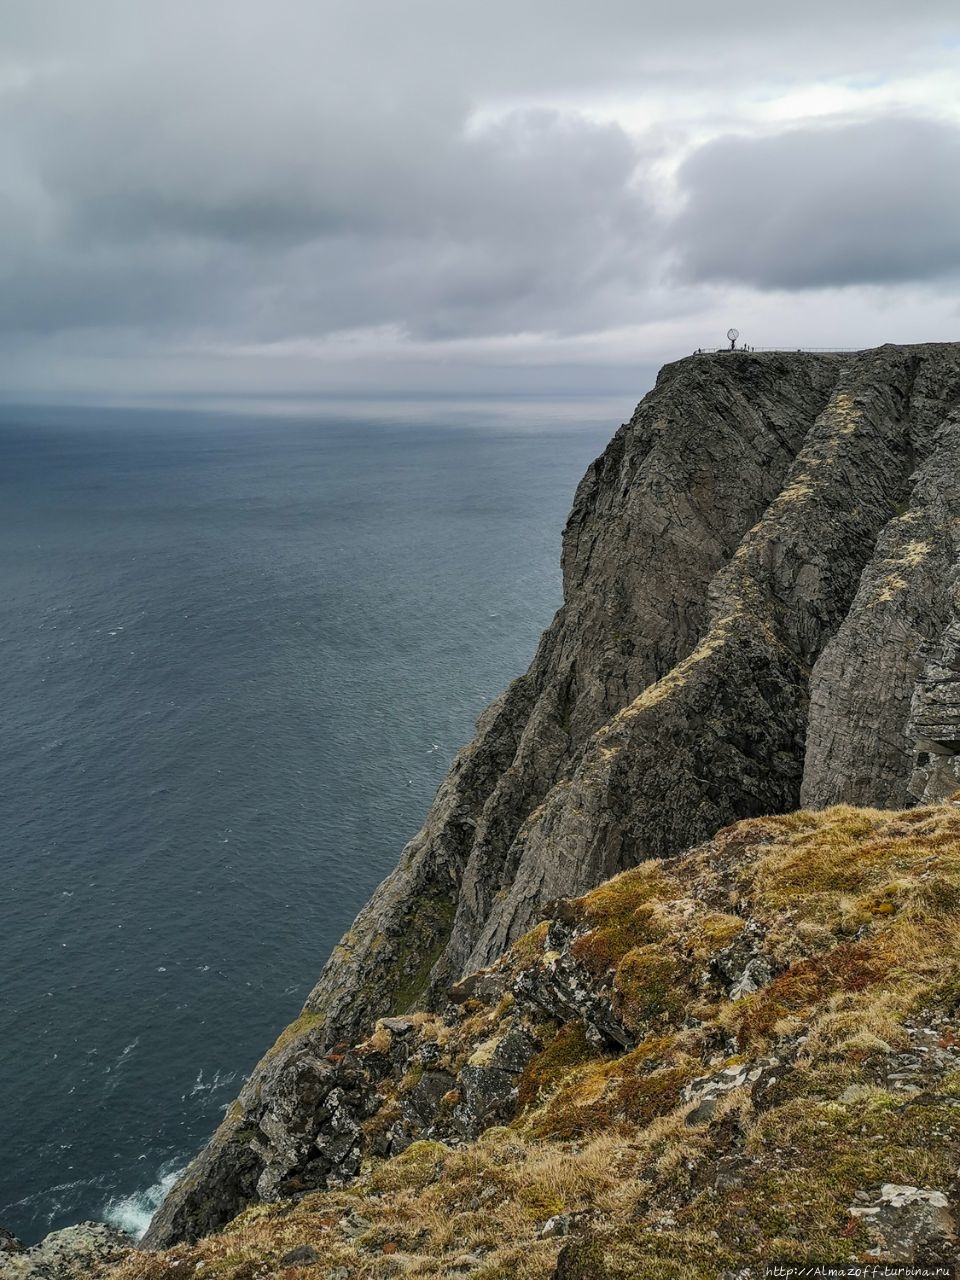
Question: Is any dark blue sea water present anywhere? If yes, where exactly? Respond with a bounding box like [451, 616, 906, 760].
[0, 400, 616, 1243]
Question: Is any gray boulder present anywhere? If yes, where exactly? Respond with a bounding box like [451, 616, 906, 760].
[0, 1223, 130, 1279]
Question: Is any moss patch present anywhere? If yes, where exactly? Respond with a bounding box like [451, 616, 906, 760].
[517, 1021, 603, 1108]
[262, 1009, 326, 1063]
[387, 892, 457, 1015]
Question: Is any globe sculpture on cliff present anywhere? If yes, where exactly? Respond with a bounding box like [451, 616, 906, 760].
[727, 327, 739, 350]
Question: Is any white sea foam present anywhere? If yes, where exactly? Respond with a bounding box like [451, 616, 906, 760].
[188, 1067, 238, 1097]
[120, 1038, 139, 1059]
[2, 1176, 108, 1229]
[103, 1164, 184, 1240]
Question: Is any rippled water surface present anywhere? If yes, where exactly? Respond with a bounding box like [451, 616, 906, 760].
[0, 401, 616, 1241]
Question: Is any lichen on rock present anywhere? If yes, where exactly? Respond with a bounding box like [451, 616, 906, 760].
[0, 1223, 131, 1280]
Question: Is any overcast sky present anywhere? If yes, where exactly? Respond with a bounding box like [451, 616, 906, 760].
[1, 1, 958, 405]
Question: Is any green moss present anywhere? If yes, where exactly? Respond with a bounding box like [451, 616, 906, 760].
[517, 1182, 567, 1219]
[571, 904, 667, 978]
[612, 946, 686, 1029]
[905, 872, 960, 918]
[912, 971, 960, 1017]
[579, 864, 673, 932]
[261, 1009, 326, 1063]
[367, 1139, 448, 1194]
[734, 941, 888, 1046]
[387, 892, 457, 1015]
[695, 912, 744, 954]
[578, 1231, 741, 1280]
[400, 1060, 424, 1091]
[517, 1020, 603, 1108]
[529, 1035, 691, 1139]
[510, 919, 550, 967]
[704, 1092, 960, 1259]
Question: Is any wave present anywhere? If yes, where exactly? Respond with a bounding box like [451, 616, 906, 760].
[1, 1175, 109, 1231]
[102, 1162, 184, 1241]
[187, 1067, 238, 1098]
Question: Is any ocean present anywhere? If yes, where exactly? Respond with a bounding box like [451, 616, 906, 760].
[0, 400, 617, 1243]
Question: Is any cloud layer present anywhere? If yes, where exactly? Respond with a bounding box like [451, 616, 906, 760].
[0, 1, 958, 399]
[674, 118, 960, 290]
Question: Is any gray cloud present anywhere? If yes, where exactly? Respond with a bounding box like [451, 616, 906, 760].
[0, 92, 652, 338]
[0, 1, 958, 397]
[3, 1, 956, 98]
[673, 118, 960, 290]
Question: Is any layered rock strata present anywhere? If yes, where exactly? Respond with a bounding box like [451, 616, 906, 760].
[146, 342, 960, 1247]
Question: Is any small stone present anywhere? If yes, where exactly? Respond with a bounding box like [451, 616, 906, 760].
[685, 1096, 717, 1125]
[728, 956, 773, 1000]
[378, 1017, 416, 1035]
[849, 1184, 956, 1261]
[539, 1211, 590, 1238]
[448, 974, 481, 1003]
[0, 1228, 24, 1254]
[418, 1040, 442, 1068]
[880, 1183, 949, 1209]
[280, 1243, 320, 1266]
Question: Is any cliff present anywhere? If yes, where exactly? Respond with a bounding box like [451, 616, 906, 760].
[136, 342, 960, 1248]
[105, 802, 960, 1277]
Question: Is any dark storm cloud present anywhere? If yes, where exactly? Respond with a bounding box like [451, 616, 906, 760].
[673, 118, 960, 290]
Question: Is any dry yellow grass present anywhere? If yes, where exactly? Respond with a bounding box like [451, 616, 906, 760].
[106, 802, 960, 1279]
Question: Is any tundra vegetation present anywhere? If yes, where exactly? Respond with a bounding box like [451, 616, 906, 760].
[101, 801, 960, 1279]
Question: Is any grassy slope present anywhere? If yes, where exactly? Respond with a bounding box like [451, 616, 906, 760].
[107, 802, 960, 1279]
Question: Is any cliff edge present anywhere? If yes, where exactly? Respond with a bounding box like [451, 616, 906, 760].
[109, 802, 960, 1278]
[144, 343, 960, 1247]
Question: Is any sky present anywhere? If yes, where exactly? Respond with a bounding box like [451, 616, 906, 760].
[0, 1, 958, 405]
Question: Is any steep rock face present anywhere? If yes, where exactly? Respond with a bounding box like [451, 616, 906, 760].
[909, 614, 960, 801]
[146, 343, 960, 1248]
[307, 350, 845, 1039]
[468, 348, 942, 967]
[802, 392, 960, 808]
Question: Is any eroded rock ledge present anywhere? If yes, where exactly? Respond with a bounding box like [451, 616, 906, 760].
[145, 343, 960, 1247]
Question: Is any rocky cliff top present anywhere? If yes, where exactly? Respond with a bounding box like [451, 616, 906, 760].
[96, 799, 960, 1278]
[143, 342, 960, 1248]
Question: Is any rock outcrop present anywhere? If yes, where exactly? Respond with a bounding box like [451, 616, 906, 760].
[112, 803, 960, 1278]
[0, 1223, 131, 1279]
[145, 343, 960, 1247]
[803, 380, 960, 808]
[909, 618, 960, 801]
